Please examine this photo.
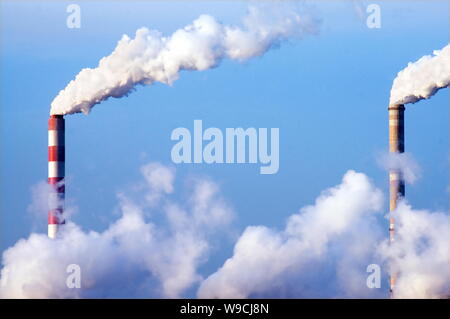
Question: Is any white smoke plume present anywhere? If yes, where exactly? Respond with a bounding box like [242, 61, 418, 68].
[1, 166, 448, 298]
[198, 170, 385, 298]
[390, 43, 450, 106]
[27, 181, 51, 219]
[378, 201, 450, 298]
[377, 152, 421, 184]
[140, 162, 175, 206]
[0, 162, 233, 298]
[27, 180, 77, 225]
[198, 171, 449, 299]
[50, 6, 319, 115]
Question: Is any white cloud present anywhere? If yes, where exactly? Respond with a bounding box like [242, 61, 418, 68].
[378, 152, 421, 184]
[2, 165, 448, 299]
[0, 162, 233, 298]
[50, 6, 319, 115]
[377, 201, 450, 298]
[198, 170, 385, 298]
[390, 43, 450, 106]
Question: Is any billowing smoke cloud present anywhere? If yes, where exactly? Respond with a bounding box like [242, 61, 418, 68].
[27, 181, 51, 219]
[140, 162, 175, 206]
[0, 163, 233, 298]
[378, 201, 450, 298]
[50, 6, 319, 115]
[377, 152, 421, 184]
[198, 171, 449, 299]
[198, 170, 385, 298]
[27, 181, 77, 225]
[390, 43, 450, 106]
[1, 165, 448, 298]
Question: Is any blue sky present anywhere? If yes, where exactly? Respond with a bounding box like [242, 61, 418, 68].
[0, 0, 448, 270]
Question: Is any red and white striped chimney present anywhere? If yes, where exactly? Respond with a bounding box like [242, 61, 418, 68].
[48, 115, 65, 239]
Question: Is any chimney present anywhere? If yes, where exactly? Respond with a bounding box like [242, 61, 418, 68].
[48, 115, 65, 239]
[388, 104, 405, 296]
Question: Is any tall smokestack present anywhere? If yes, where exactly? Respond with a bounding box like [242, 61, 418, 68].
[48, 115, 65, 239]
[388, 104, 405, 296]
